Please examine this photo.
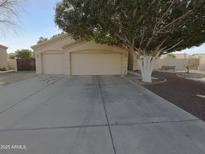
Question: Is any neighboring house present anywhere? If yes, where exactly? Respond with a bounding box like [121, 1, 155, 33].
[192, 53, 205, 59]
[0, 45, 8, 70]
[32, 34, 128, 75]
[193, 54, 205, 71]
[133, 53, 200, 71]
[199, 56, 205, 71]
[173, 53, 191, 59]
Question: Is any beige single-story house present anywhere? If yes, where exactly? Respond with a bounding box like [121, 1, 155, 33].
[32, 34, 128, 75]
[0, 45, 8, 70]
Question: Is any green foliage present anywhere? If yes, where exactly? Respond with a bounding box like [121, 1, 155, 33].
[167, 54, 176, 59]
[55, 0, 205, 57]
[51, 32, 65, 39]
[9, 53, 16, 59]
[37, 37, 48, 44]
[15, 49, 33, 59]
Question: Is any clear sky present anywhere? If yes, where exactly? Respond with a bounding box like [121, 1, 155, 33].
[0, 0, 61, 53]
[0, 0, 205, 55]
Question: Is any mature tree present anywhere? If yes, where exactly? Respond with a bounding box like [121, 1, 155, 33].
[55, 0, 205, 82]
[0, 0, 20, 26]
[15, 49, 33, 59]
[8, 52, 16, 59]
[37, 37, 48, 44]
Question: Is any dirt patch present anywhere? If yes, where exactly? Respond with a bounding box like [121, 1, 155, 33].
[143, 72, 205, 122]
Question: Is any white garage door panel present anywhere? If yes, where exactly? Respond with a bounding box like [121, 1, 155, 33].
[71, 53, 122, 75]
[43, 53, 64, 74]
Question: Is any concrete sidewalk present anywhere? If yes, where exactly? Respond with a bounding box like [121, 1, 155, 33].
[0, 75, 204, 154]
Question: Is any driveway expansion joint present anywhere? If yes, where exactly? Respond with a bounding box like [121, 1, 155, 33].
[0, 119, 199, 132]
[96, 76, 117, 154]
[0, 124, 109, 132]
[109, 119, 200, 127]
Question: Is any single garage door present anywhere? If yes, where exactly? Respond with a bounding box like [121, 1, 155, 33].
[71, 53, 122, 75]
[43, 53, 64, 74]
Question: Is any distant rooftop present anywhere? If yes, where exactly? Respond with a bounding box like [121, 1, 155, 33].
[0, 44, 8, 49]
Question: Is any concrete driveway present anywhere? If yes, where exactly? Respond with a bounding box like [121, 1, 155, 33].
[0, 75, 205, 154]
[0, 71, 37, 86]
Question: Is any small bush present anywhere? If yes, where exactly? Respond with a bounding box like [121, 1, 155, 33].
[0, 67, 7, 71]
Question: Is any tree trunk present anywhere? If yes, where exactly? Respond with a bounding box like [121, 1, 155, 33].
[138, 56, 154, 83]
[128, 49, 134, 71]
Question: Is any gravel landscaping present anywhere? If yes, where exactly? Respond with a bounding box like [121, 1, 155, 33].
[143, 72, 205, 122]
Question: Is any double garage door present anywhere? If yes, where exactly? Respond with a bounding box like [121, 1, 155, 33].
[42, 52, 122, 75]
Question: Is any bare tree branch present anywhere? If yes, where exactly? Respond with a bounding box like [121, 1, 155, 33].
[164, 39, 183, 51]
[156, 0, 176, 28]
[139, 27, 145, 49]
[157, 10, 193, 33]
[144, 0, 175, 49]
[0, 0, 19, 26]
[114, 32, 133, 49]
[143, 1, 192, 52]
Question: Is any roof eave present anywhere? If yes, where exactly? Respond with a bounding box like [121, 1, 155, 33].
[0, 44, 8, 50]
[31, 33, 71, 50]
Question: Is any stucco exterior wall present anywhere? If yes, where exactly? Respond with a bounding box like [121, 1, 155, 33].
[35, 53, 42, 74]
[67, 41, 126, 53]
[133, 57, 161, 71]
[36, 38, 74, 52]
[0, 45, 8, 70]
[133, 57, 199, 71]
[34, 35, 73, 74]
[160, 58, 188, 71]
[133, 56, 139, 71]
[199, 57, 205, 71]
[8, 59, 17, 70]
[122, 51, 128, 74]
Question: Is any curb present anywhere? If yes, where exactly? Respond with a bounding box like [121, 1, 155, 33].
[176, 73, 205, 83]
[128, 71, 167, 85]
[0, 70, 16, 74]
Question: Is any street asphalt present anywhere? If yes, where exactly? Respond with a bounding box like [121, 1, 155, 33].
[0, 75, 204, 154]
